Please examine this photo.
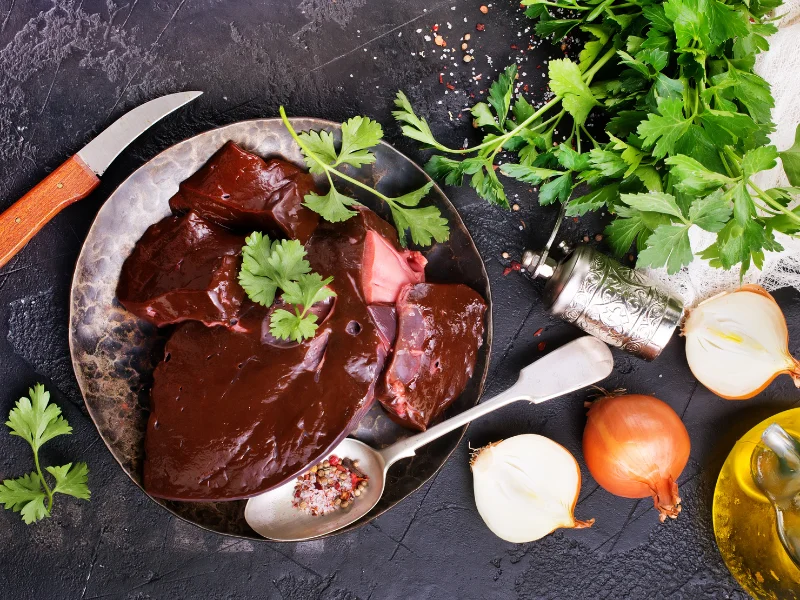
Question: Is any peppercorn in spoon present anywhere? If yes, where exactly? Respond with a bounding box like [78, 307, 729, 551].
[244, 336, 614, 541]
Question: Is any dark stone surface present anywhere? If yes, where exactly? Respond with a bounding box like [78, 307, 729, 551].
[0, 0, 796, 598]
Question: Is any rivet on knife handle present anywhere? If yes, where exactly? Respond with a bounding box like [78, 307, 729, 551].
[0, 155, 99, 269]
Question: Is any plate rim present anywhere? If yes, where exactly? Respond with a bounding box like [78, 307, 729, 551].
[68, 116, 493, 541]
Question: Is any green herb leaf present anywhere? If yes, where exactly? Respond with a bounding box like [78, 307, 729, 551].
[238, 233, 312, 306]
[637, 97, 691, 158]
[548, 59, 598, 125]
[499, 163, 563, 184]
[296, 129, 338, 174]
[0, 473, 47, 524]
[392, 91, 440, 148]
[304, 188, 362, 223]
[779, 124, 800, 186]
[6, 384, 71, 453]
[337, 116, 383, 168]
[391, 205, 451, 247]
[566, 184, 619, 217]
[270, 309, 319, 343]
[1, 384, 90, 524]
[488, 65, 517, 127]
[665, 155, 733, 194]
[620, 192, 686, 220]
[46, 463, 91, 500]
[539, 172, 573, 205]
[688, 190, 731, 232]
[472, 103, 501, 131]
[742, 146, 779, 177]
[637, 224, 694, 273]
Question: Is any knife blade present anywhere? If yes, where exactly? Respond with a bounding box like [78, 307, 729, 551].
[0, 91, 202, 269]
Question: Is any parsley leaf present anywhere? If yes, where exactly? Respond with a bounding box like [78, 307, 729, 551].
[238, 233, 311, 306]
[282, 106, 449, 248]
[46, 463, 91, 500]
[637, 97, 691, 158]
[489, 65, 517, 127]
[0, 385, 90, 524]
[779, 124, 800, 186]
[337, 116, 383, 168]
[304, 188, 362, 223]
[238, 232, 337, 342]
[6, 383, 71, 452]
[548, 59, 598, 125]
[271, 273, 336, 343]
[637, 224, 694, 273]
[0, 473, 47, 524]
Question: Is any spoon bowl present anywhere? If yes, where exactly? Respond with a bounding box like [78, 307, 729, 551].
[245, 336, 614, 541]
[245, 439, 388, 542]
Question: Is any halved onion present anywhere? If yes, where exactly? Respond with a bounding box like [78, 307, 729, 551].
[683, 284, 800, 400]
[470, 434, 593, 543]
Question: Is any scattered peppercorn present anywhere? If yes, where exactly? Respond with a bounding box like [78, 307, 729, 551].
[479, 5, 489, 13]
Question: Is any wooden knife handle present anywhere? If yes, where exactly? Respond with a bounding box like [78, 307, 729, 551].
[0, 155, 100, 269]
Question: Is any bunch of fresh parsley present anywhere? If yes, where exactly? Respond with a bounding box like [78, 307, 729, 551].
[238, 232, 336, 342]
[279, 107, 450, 248]
[0, 384, 90, 524]
[394, 0, 800, 275]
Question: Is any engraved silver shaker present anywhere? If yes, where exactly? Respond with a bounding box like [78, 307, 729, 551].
[521, 240, 684, 361]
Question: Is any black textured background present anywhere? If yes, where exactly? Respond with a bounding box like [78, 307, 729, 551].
[1, 1, 799, 598]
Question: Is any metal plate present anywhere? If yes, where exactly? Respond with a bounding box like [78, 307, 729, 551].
[68, 118, 492, 540]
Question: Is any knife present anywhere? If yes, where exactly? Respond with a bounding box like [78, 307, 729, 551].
[0, 91, 203, 269]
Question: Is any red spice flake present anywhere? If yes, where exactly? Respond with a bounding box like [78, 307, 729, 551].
[511, 44, 518, 50]
[536, 64, 542, 69]
[573, 217, 579, 222]
[432, 24, 439, 32]
[523, 84, 529, 92]
[329, 455, 339, 465]
[503, 261, 522, 276]
[439, 73, 444, 84]
[476, 23, 485, 31]
[534, 328, 544, 337]
[446, 83, 456, 90]
[538, 341, 547, 352]
[457, 113, 463, 118]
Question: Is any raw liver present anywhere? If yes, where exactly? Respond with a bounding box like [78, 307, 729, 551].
[168, 141, 319, 243]
[377, 283, 486, 431]
[116, 211, 246, 328]
[143, 208, 406, 500]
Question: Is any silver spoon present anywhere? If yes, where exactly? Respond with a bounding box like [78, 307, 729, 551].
[245, 336, 614, 541]
[752, 423, 800, 566]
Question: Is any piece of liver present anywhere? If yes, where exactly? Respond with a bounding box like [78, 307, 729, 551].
[116, 211, 246, 328]
[168, 141, 319, 243]
[143, 209, 406, 501]
[376, 283, 486, 431]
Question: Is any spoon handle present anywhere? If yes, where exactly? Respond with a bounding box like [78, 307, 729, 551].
[377, 336, 613, 467]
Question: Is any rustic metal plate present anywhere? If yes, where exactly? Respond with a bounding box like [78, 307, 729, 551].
[68, 118, 492, 540]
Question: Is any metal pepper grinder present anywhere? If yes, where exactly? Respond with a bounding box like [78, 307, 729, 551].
[521, 206, 684, 360]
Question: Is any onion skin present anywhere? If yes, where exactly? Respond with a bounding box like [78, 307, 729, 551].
[683, 284, 800, 400]
[582, 394, 690, 522]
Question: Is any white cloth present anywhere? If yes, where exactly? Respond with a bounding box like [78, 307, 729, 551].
[645, 4, 800, 306]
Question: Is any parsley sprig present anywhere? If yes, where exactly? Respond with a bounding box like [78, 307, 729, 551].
[395, 0, 800, 276]
[0, 384, 90, 524]
[238, 232, 336, 342]
[278, 107, 449, 248]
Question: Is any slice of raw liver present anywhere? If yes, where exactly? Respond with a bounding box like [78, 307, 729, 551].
[116, 211, 246, 328]
[143, 209, 402, 501]
[377, 283, 487, 431]
[168, 141, 319, 243]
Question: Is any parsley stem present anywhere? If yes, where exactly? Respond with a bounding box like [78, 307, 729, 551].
[279, 112, 399, 208]
[33, 449, 53, 512]
[749, 179, 800, 225]
[533, 1, 592, 9]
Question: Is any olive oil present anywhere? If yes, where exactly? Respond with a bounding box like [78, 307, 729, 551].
[713, 409, 800, 599]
